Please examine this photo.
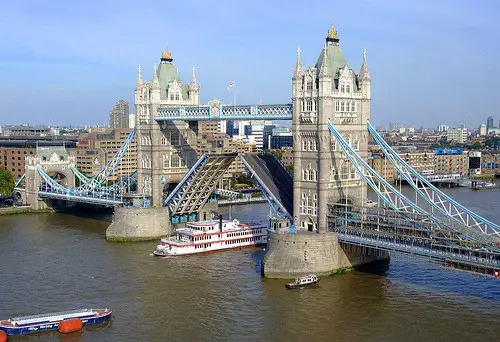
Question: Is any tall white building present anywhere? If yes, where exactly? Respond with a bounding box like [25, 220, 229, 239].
[437, 124, 449, 132]
[446, 127, 468, 143]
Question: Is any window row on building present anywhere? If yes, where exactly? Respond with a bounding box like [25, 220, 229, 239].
[335, 100, 356, 112]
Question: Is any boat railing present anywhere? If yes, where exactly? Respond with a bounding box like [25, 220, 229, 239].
[13, 309, 94, 326]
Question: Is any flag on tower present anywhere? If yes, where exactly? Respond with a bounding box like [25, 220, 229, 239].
[227, 81, 235, 90]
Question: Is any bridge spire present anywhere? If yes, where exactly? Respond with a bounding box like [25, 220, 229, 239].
[152, 63, 160, 89]
[135, 64, 143, 90]
[319, 43, 329, 77]
[294, 45, 303, 75]
[191, 66, 198, 88]
[360, 48, 371, 80]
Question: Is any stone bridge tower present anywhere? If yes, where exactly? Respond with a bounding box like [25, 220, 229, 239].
[263, 22, 387, 278]
[23, 147, 76, 210]
[292, 22, 371, 233]
[135, 47, 200, 207]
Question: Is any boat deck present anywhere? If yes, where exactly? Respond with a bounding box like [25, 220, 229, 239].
[0, 309, 110, 328]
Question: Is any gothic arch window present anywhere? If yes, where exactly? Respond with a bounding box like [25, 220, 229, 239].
[346, 84, 351, 93]
[161, 137, 167, 145]
[307, 140, 312, 151]
[312, 139, 317, 151]
[170, 93, 174, 101]
[331, 138, 337, 151]
[335, 101, 340, 111]
[163, 154, 169, 168]
[170, 132, 180, 145]
[350, 101, 356, 112]
[175, 93, 180, 101]
[171, 154, 180, 168]
[341, 85, 345, 93]
[306, 100, 312, 111]
[340, 101, 345, 112]
[306, 79, 313, 91]
[341, 162, 350, 180]
[301, 140, 306, 151]
[313, 99, 317, 111]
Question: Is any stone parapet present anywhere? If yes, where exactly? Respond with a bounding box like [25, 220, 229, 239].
[106, 206, 172, 241]
[262, 231, 388, 278]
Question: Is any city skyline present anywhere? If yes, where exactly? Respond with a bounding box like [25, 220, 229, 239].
[1, 0, 499, 127]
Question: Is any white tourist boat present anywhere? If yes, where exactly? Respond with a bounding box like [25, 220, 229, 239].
[153, 219, 267, 256]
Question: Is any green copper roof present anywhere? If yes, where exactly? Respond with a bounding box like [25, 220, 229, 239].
[157, 62, 181, 92]
[315, 43, 347, 79]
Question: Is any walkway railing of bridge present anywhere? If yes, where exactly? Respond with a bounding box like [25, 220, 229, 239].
[154, 103, 293, 121]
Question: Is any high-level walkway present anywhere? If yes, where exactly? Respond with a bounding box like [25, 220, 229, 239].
[240, 154, 293, 216]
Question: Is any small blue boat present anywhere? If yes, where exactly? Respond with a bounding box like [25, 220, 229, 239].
[0, 308, 112, 336]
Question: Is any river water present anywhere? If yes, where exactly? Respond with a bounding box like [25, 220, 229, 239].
[0, 187, 499, 341]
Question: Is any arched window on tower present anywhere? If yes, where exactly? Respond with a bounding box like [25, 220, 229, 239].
[335, 101, 340, 111]
[340, 101, 345, 112]
[341, 85, 345, 93]
[346, 84, 350, 93]
[351, 101, 356, 112]
[306, 100, 312, 111]
[171, 154, 180, 168]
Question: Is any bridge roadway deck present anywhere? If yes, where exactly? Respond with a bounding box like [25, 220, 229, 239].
[38, 191, 123, 206]
[241, 154, 293, 215]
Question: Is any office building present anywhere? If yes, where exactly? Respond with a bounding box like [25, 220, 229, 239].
[109, 100, 130, 129]
[77, 128, 137, 182]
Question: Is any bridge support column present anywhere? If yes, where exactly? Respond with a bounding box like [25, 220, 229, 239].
[106, 206, 172, 241]
[262, 231, 389, 278]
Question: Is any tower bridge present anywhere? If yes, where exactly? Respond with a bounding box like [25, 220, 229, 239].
[18, 21, 500, 278]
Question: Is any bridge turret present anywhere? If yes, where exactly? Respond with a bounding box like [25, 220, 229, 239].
[318, 43, 333, 94]
[359, 48, 371, 100]
[189, 66, 200, 104]
[151, 63, 161, 103]
[292, 46, 304, 98]
[135, 64, 143, 91]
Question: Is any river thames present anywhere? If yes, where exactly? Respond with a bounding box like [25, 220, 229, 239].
[0, 187, 499, 341]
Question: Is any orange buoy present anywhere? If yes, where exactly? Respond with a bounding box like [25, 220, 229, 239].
[58, 318, 83, 334]
[0, 330, 7, 342]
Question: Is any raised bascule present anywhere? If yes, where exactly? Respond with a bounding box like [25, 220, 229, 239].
[17, 22, 500, 278]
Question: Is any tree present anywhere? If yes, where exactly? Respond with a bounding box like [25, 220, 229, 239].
[0, 169, 15, 195]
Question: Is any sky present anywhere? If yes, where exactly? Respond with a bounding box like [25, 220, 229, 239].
[0, 0, 499, 129]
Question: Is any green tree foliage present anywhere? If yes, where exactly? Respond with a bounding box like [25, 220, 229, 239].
[0, 169, 15, 195]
